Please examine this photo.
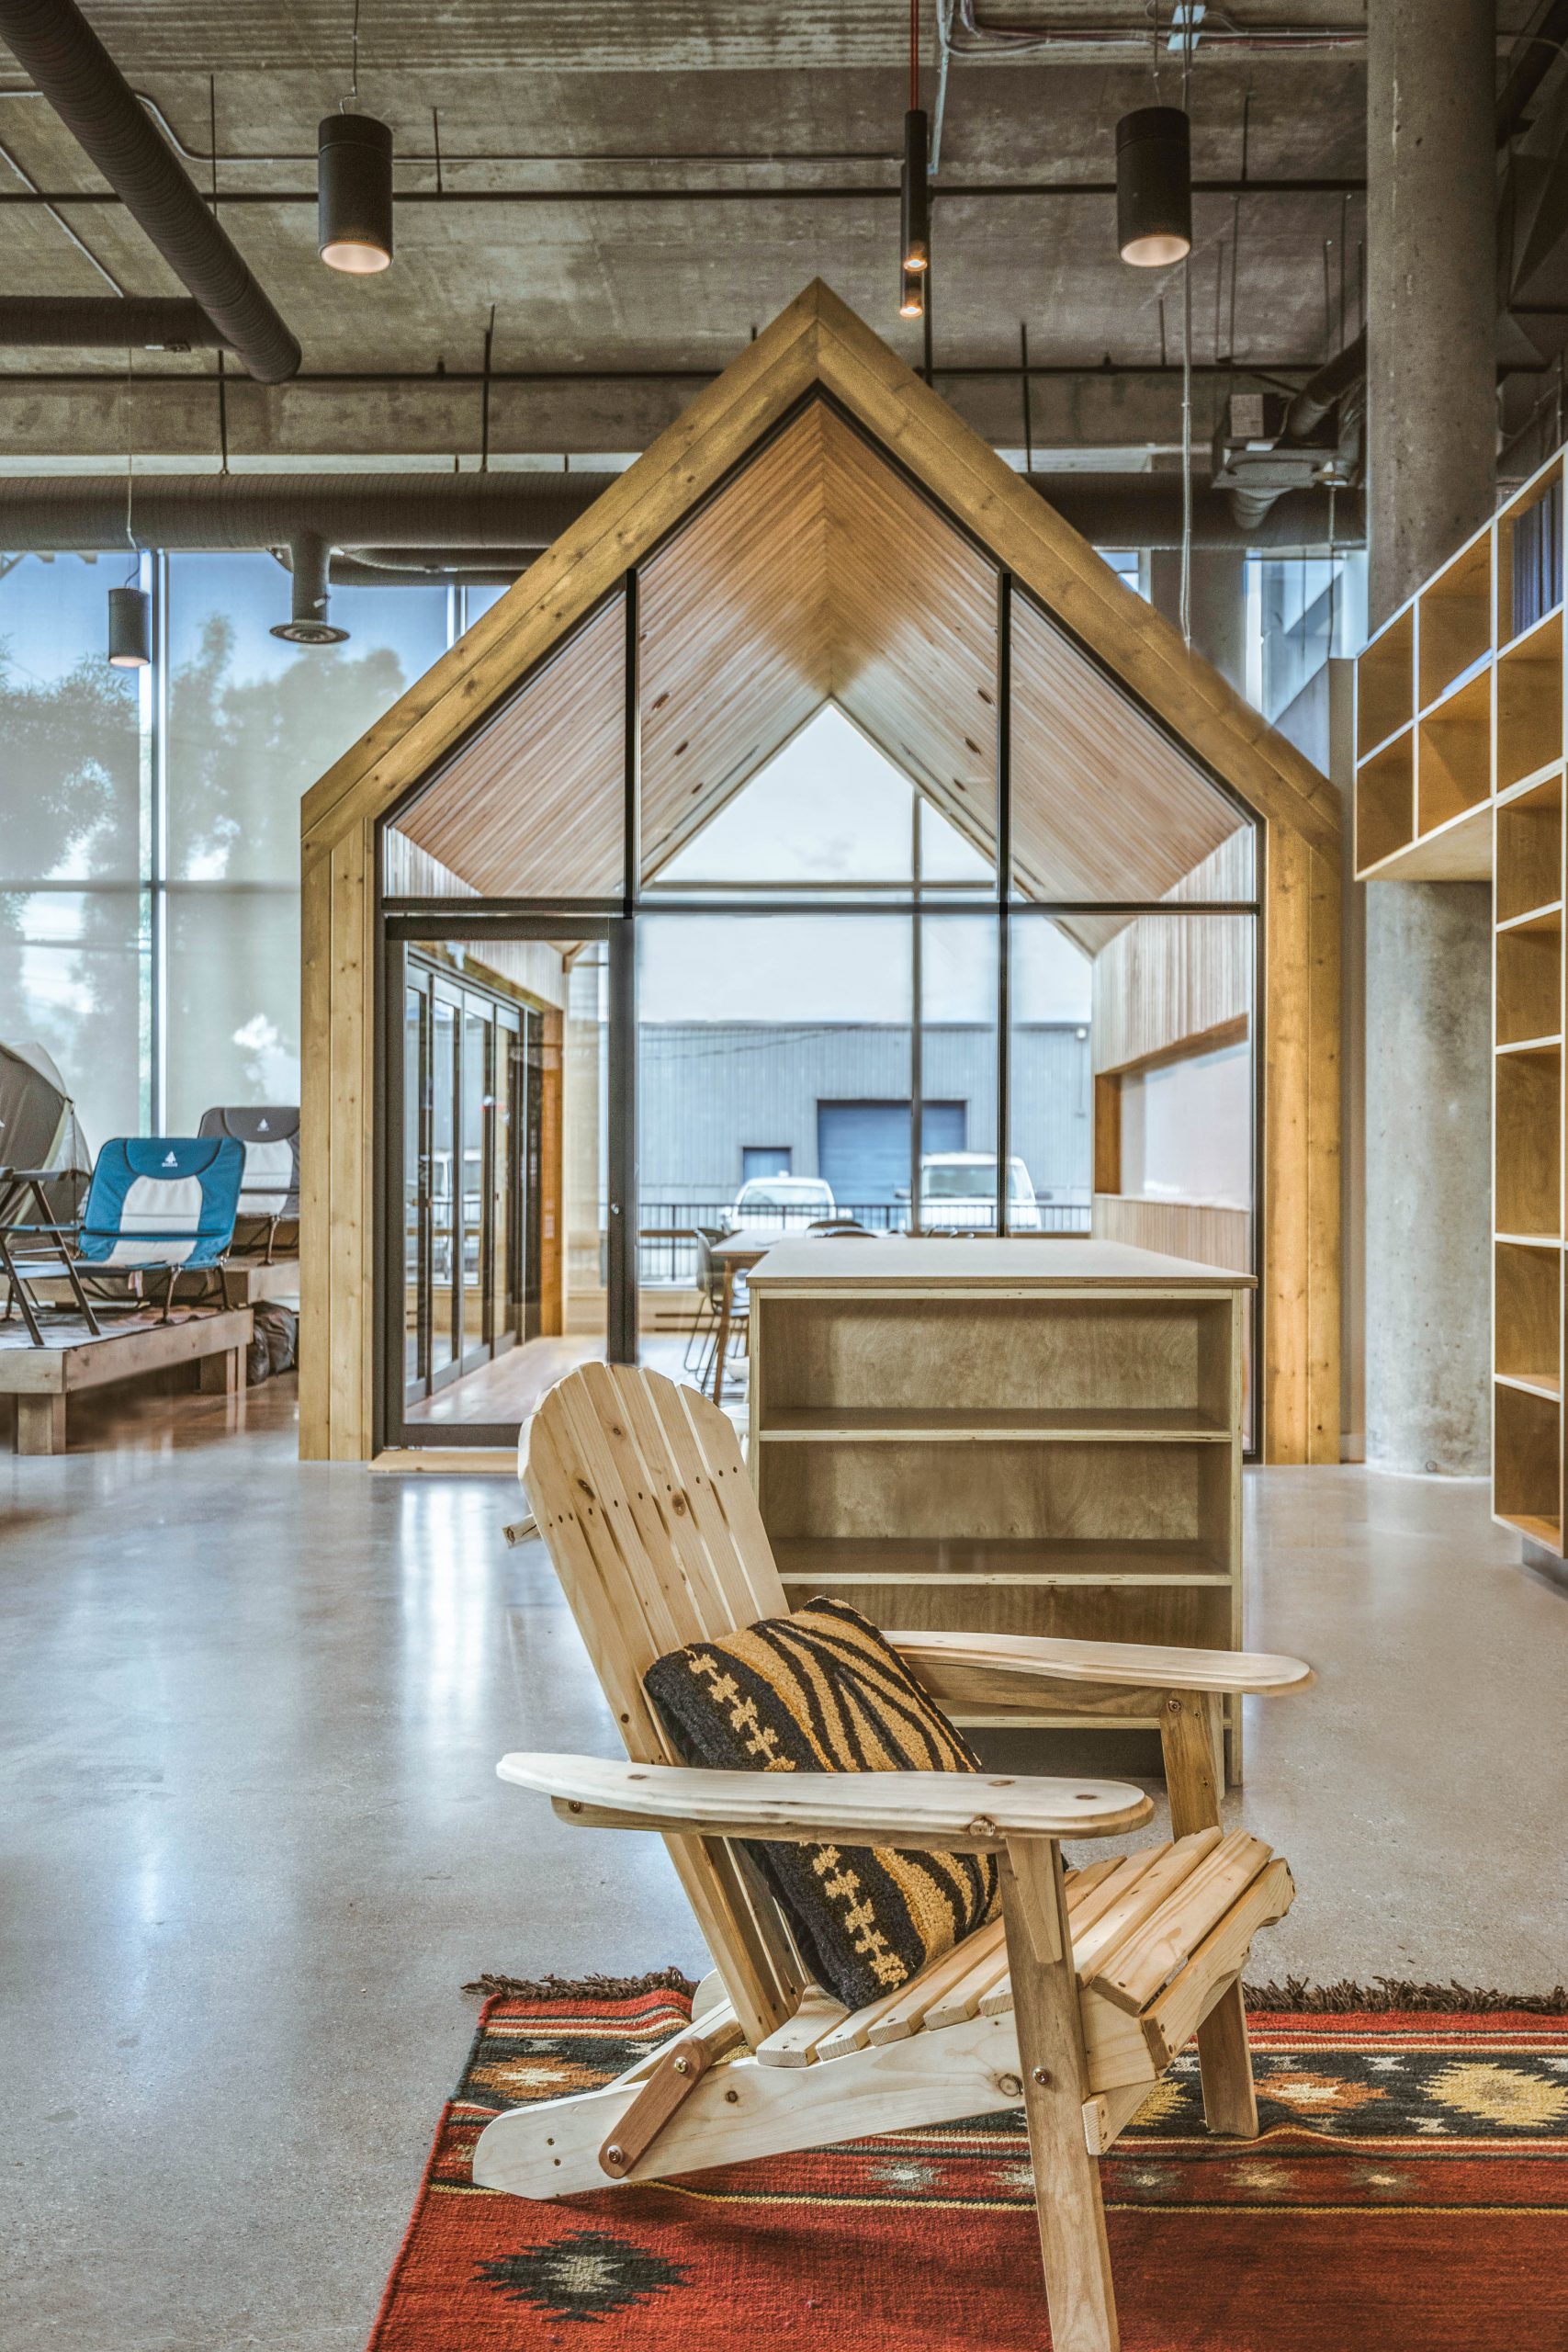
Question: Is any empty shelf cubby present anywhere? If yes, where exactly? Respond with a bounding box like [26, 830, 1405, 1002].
[1357, 605, 1415, 756]
[1495, 1240, 1562, 1396]
[1496, 774, 1562, 923]
[1417, 670, 1493, 831]
[1354, 729, 1416, 873]
[1494, 1377, 1562, 1544]
[1498, 459, 1563, 647]
[1418, 537, 1492, 709]
[1496, 909, 1562, 1046]
[1495, 1046, 1562, 1239]
[1496, 612, 1563, 792]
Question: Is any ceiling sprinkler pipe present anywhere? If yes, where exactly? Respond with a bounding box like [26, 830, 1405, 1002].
[0, 469, 617, 551]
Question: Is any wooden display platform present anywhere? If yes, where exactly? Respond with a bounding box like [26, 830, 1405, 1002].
[220, 1259, 299, 1308]
[747, 1237, 1252, 1779]
[0, 1308, 253, 1454]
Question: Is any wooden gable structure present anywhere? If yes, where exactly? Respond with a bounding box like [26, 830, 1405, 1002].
[299, 280, 1340, 1464]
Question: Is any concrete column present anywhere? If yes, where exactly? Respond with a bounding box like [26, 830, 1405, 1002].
[1362, 0, 1495, 1475]
[1148, 549, 1247, 693]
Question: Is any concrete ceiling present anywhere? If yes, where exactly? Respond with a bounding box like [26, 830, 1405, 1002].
[0, 2, 1556, 471]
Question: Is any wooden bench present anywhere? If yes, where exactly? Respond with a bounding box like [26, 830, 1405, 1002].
[0, 1308, 253, 1453]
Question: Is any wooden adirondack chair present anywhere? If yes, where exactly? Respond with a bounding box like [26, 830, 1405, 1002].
[475, 1363, 1313, 2352]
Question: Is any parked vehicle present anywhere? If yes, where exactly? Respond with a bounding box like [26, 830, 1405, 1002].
[917, 1152, 1040, 1231]
[726, 1173, 836, 1234]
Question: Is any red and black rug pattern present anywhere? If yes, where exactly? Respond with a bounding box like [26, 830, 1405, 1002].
[367, 1979, 1568, 2348]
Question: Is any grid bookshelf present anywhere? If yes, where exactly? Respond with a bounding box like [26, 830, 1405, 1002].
[1355, 444, 1568, 1556]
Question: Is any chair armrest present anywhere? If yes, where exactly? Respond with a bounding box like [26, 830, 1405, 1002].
[891, 1629, 1314, 1705]
[497, 1752, 1154, 1848]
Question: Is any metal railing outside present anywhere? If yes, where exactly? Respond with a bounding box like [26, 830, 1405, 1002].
[634, 1195, 1092, 1285]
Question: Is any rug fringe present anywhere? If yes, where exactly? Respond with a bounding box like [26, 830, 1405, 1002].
[463, 1967, 698, 2002]
[464, 1969, 1568, 2014]
[1242, 1976, 1568, 2014]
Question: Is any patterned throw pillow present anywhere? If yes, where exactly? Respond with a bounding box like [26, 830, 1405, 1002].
[643, 1596, 998, 2012]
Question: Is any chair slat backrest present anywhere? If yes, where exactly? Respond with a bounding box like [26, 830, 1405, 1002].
[522, 1363, 801, 2041]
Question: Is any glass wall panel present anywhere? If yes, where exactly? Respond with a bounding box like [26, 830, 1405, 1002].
[637, 910, 914, 1382]
[0, 554, 146, 1142]
[1007, 918, 1095, 1231]
[0, 888, 146, 1148]
[1061, 908, 1257, 1439]
[916, 911, 999, 1233]
[163, 884, 300, 1129]
[166, 556, 449, 884]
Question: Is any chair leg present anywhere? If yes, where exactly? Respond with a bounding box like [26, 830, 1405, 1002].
[1159, 1688, 1260, 2138]
[1000, 1838, 1119, 2352]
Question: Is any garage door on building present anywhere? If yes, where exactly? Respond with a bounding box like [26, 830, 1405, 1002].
[816, 1098, 965, 1209]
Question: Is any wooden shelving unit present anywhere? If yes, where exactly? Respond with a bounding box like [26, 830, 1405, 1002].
[1356, 444, 1568, 1557]
[747, 1237, 1252, 1778]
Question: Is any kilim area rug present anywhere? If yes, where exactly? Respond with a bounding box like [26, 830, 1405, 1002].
[367, 1976, 1568, 2350]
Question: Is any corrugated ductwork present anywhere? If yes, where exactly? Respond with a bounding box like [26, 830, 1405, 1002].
[0, 0, 300, 381]
[0, 468, 1361, 558]
[0, 470, 617, 550]
[0, 295, 229, 349]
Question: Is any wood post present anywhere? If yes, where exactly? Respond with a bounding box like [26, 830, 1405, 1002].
[999, 1836, 1119, 2352]
[197, 1344, 244, 1396]
[1160, 1689, 1259, 2137]
[15, 1394, 66, 1455]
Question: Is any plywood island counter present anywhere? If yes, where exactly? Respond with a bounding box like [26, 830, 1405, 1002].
[746, 1236, 1253, 1780]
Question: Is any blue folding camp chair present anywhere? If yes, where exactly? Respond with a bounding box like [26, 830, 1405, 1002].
[77, 1136, 244, 1283]
[0, 1136, 246, 1344]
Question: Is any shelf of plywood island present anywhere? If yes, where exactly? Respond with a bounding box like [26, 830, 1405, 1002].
[772, 1538, 1232, 1587]
[1496, 1511, 1562, 1550]
[1496, 1034, 1564, 1054]
[758, 1405, 1232, 1442]
[1356, 798, 1492, 881]
[1494, 1370, 1562, 1401]
[1497, 899, 1563, 932]
[1495, 1230, 1564, 1247]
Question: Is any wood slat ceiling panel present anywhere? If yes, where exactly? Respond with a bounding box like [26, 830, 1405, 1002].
[818, 404, 998, 866]
[639, 406, 832, 878]
[394, 594, 626, 898]
[1010, 592, 1247, 909]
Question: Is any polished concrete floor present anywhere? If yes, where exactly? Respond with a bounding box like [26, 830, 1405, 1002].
[3, 1376, 1565, 2351]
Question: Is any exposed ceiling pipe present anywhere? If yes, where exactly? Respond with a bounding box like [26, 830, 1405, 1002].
[0, 0, 300, 382]
[269, 544, 536, 591]
[0, 294, 228, 349]
[1224, 330, 1366, 531]
[0, 469, 616, 550]
[0, 467, 1361, 564]
[1043, 477, 1363, 549]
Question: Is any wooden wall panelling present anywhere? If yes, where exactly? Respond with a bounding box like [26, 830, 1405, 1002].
[298, 843, 333, 1458]
[638, 406, 830, 880]
[393, 595, 626, 899]
[538, 1008, 564, 1337]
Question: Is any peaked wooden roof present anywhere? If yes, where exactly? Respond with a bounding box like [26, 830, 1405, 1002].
[302, 279, 1340, 886]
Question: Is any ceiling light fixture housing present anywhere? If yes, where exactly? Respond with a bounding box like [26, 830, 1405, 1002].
[1114, 106, 1191, 268]
[319, 111, 394, 275]
[901, 107, 931, 274]
[107, 582, 151, 669]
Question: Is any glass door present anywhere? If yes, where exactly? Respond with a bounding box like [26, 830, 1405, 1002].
[384, 923, 628, 1447]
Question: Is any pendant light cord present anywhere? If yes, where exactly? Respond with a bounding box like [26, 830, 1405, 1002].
[123, 344, 137, 582]
[1179, 4, 1193, 649]
[910, 0, 920, 111]
[341, 0, 361, 111]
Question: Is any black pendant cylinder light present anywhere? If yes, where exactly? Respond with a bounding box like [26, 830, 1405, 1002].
[319, 111, 394, 274]
[901, 107, 931, 275]
[899, 266, 925, 321]
[1114, 106, 1191, 267]
[107, 582, 151, 669]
